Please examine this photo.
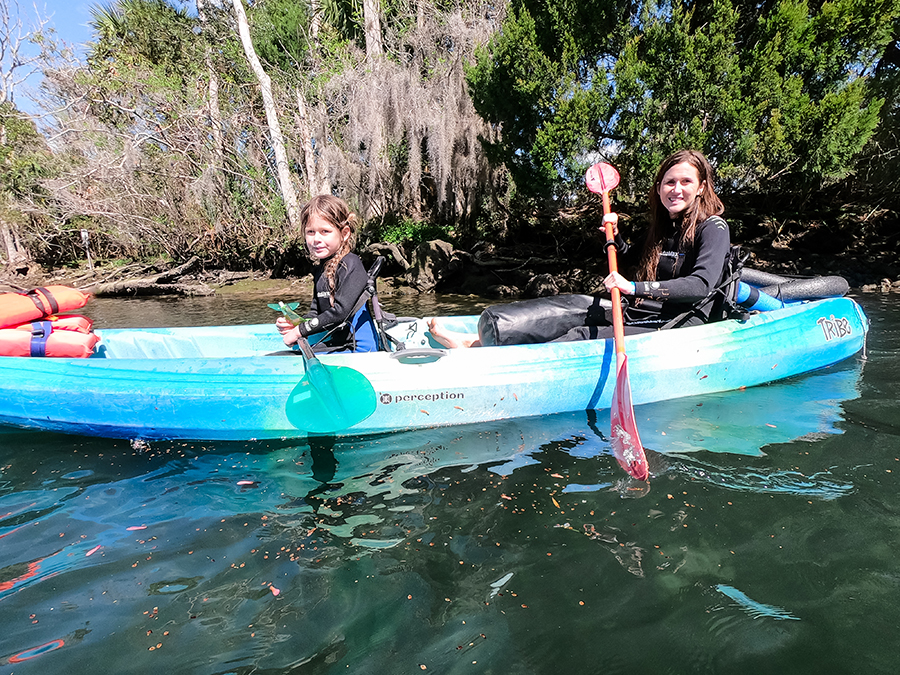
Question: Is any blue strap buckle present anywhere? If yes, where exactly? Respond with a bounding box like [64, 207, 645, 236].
[29, 320, 53, 357]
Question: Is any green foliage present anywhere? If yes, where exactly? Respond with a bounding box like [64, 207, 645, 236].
[614, 0, 751, 191]
[84, 0, 208, 129]
[0, 102, 52, 201]
[249, 0, 311, 72]
[469, 0, 900, 202]
[20, 0, 900, 274]
[370, 216, 452, 245]
[320, 0, 365, 47]
[466, 0, 626, 201]
[87, 0, 202, 76]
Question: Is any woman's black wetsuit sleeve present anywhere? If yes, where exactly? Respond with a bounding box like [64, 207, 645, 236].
[632, 218, 730, 303]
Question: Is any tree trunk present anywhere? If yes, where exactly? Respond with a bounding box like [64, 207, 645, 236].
[363, 0, 384, 59]
[0, 219, 29, 272]
[198, 0, 225, 231]
[296, 89, 325, 197]
[309, 0, 321, 42]
[85, 256, 214, 297]
[230, 0, 300, 230]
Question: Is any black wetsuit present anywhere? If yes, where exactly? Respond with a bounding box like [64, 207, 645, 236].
[557, 215, 731, 341]
[299, 252, 377, 352]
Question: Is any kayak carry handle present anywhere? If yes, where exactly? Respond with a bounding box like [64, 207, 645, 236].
[389, 348, 447, 364]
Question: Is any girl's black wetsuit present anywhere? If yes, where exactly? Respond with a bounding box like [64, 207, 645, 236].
[298, 252, 378, 352]
[557, 215, 731, 341]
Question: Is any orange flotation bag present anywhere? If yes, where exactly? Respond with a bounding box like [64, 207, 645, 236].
[0, 286, 91, 329]
[0, 315, 100, 357]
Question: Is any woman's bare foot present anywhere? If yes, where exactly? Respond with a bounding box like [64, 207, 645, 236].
[427, 318, 481, 348]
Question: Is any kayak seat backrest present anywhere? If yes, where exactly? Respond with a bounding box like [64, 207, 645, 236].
[359, 256, 421, 352]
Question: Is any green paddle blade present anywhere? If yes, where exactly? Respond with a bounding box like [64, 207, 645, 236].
[285, 357, 377, 434]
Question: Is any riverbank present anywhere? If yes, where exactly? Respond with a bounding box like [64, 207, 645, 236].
[3, 224, 899, 299]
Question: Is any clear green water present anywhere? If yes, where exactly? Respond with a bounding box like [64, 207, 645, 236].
[0, 294, 897, 674]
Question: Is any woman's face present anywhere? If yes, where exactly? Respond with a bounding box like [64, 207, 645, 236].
[657, 161, 705, 217]
[305, 213, 349, 260]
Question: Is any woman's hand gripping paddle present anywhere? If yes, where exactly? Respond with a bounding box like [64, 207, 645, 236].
[284, 338, 377, 435]
[585, 163, 649, 482]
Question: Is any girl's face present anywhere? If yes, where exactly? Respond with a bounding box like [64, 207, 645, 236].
[657, 161, 705, 217]
[305, 213, 349, 260]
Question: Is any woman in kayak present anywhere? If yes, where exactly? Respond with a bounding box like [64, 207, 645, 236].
[428, 149, 731, 348]
[276, 195, 378, 352]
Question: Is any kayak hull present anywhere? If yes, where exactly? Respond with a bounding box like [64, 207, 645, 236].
[0, 297, 868, 441]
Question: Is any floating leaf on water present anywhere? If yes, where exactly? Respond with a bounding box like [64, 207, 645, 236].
[148, 577, 202, 595]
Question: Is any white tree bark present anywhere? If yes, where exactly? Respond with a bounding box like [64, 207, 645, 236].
[0, 0, 49, 105]
[1, 218, 29, 270]
[296, 90, 327, 197]
[309, 0, 321, 42]
[197, 0, 224, 184]
[363, 0, 384, 60]
[230, 0, 300, 229]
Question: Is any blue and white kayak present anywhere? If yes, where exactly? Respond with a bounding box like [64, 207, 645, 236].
[0, 297, 868, 441]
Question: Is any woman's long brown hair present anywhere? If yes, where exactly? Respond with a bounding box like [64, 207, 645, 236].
[300, 195, 358, 302]
[637, 150, 724, 282]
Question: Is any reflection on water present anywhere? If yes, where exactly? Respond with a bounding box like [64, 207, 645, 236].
[714, 584, 801, 621]
[1, 296, 898, 674]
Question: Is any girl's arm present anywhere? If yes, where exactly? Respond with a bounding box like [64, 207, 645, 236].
[297, 254, 369, 338]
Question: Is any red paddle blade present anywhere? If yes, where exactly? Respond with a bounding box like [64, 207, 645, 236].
[610, 355, 649, 481]
[585, 162, 621, 194]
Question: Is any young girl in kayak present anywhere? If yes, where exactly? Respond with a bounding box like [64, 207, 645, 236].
[276, 195, 378, 352]
[428, 149, 731, 347]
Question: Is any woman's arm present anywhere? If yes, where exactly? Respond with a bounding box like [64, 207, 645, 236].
[633, 218, 730, 303]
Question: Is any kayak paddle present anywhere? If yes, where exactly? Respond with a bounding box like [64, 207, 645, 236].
[585, 162, 649, 481]
[285, 337, 377, 434]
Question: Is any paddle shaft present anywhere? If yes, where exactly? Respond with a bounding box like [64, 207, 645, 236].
[585, 161, 649, 481]
[601, 190, 627, 366]
[297, 336, 351, 423]
[296, 335, 317, 361]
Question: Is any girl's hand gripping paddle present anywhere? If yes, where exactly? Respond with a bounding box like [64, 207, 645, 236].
[585, 162, 649, 482]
